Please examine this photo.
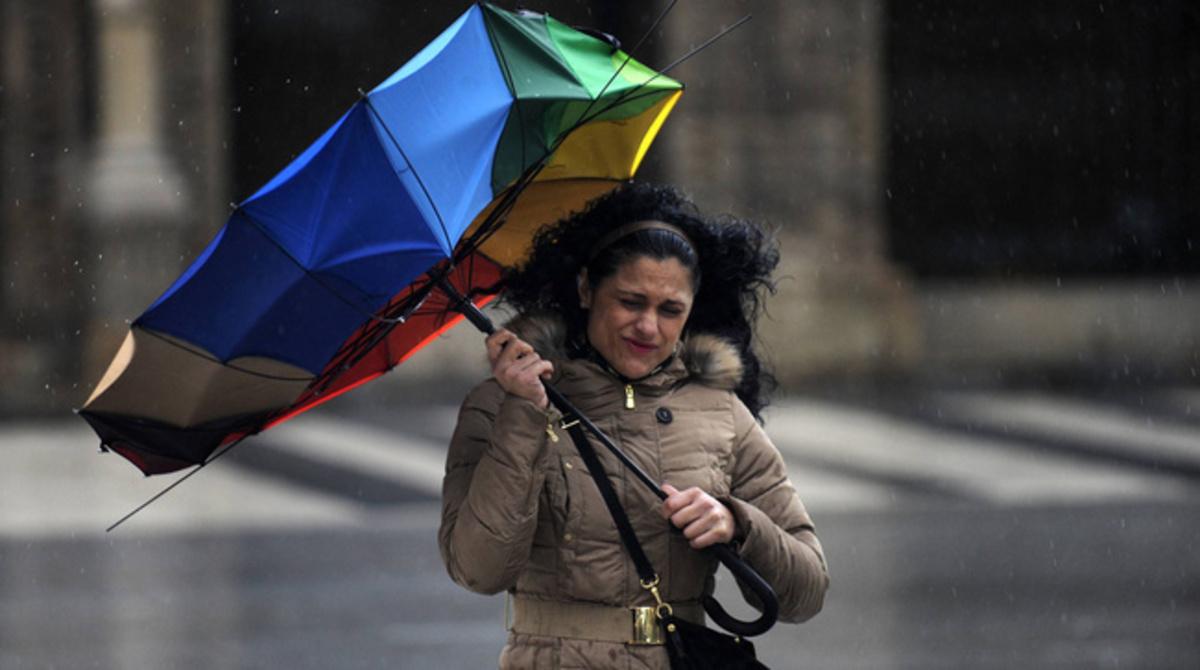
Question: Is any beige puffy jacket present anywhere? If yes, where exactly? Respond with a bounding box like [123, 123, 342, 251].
[439, 316, 828, 669]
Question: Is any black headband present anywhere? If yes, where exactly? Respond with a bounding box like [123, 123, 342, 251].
[586, 220, 696, 264]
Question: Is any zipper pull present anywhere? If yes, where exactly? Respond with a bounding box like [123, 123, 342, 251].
[624, 383, 635, 410]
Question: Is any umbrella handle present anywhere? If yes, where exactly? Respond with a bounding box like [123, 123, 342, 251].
[701, 544, 780, 637]
[439, 279, 779, 636]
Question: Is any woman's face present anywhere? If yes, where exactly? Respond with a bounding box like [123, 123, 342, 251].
[579, 255, 695, 379]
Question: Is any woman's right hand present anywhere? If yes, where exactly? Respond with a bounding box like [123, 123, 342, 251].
[486, 329, 553, 409]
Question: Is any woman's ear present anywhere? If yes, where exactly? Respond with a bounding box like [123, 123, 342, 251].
[577, 269, 591, 309]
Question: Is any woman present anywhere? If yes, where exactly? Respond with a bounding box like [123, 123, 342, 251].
[439, 182, 829, 669]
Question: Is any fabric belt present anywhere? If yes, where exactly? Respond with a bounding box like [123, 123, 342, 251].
[508, 596, 705, 645]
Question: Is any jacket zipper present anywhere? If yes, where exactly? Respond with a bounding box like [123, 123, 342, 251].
[624, 384, 635, 410]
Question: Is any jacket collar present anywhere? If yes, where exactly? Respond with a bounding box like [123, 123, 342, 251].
[505, 313, 744, 392]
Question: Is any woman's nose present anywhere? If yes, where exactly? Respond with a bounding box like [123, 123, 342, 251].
[633, 311, 657, 337]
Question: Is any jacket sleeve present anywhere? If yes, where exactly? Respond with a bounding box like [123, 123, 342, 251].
[722, 399, 830, 622]
[438, 380, 555, 595]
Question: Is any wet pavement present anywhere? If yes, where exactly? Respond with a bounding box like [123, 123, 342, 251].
[2, 501, 1196, 669]
[3, 384, 1199, 668]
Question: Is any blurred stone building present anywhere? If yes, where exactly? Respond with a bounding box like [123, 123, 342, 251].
[2, 0, 1197, 417]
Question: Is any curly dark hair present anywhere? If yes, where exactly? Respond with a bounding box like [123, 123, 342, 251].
[498, 181, 780, 419]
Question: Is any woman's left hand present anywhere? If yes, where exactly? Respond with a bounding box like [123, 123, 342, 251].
[660, 483, 737, 549]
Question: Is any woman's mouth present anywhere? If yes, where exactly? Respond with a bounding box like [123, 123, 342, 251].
[623, 338, 657, 355]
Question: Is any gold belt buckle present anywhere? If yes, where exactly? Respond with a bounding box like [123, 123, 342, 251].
[629, 606, 664, 645]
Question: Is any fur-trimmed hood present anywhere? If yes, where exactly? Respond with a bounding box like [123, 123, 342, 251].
[505, 313, 744, 392]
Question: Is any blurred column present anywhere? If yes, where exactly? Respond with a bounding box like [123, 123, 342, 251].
[0, 0, 90, 415]
[81, 1, 241, 665]
[81, 0, 202, 392]
[660, 0, 919, 383]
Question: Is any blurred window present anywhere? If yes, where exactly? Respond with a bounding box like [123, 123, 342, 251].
[886, 2, 1199, 277]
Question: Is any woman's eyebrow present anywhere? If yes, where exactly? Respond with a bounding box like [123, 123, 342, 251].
[616, 289, 687, 306]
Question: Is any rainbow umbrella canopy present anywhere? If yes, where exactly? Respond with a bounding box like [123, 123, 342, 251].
[80, 2, 682, 476]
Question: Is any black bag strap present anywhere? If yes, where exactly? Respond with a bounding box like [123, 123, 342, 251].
[561, 415, 779, 638]
[564, 421, 681, 622]
[564, 421, 658, 585]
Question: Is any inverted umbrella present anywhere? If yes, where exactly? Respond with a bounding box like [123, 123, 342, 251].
[79, 2, 682, 475]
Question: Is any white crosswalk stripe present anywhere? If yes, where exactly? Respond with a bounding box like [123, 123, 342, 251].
[1, 422, 360, 539]
[7, 388, 1199, 537]
[267, 416, 447, 497]
[930, 390, 1200, 471]
[765, 399, 1198, 511]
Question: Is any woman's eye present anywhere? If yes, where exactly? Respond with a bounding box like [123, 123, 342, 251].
[620, 299, 642, 309]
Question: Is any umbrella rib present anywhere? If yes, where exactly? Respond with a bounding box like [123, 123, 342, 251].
[360, 97, 454, 255]
[138, 326, 314, 382]
[235, 208, 412, 325]
[555, 15, 752, 143]
[106, 437, 246, 532]
[454, 87, 669, 258]
[306, 278, 436, 395]
[657, 14, 753, 76]
[564, 0, 679, 139]
[479, 2, 535, 189]
[453, 159, 546, 258]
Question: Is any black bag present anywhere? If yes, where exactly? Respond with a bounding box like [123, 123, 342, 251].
[563, 422, 772, 669]
[661, 613, 767, 669]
